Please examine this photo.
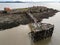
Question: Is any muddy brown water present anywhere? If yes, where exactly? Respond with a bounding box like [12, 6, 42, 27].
[0, 3, 60, 45]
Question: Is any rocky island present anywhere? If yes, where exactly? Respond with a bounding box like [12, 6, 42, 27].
[0, 6, 58, 30]
[0, 6, 59, 41]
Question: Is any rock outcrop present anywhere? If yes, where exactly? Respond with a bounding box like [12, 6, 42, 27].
[0, 6, 59, 30]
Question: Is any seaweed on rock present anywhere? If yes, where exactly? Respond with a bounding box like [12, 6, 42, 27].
[0, 6, 59, 30]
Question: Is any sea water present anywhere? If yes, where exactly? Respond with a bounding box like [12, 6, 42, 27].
[0, 3, 60, 45]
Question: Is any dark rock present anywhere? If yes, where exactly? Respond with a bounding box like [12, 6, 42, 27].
[0, 6, 59, 30]
[29, 23, 54, 42]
